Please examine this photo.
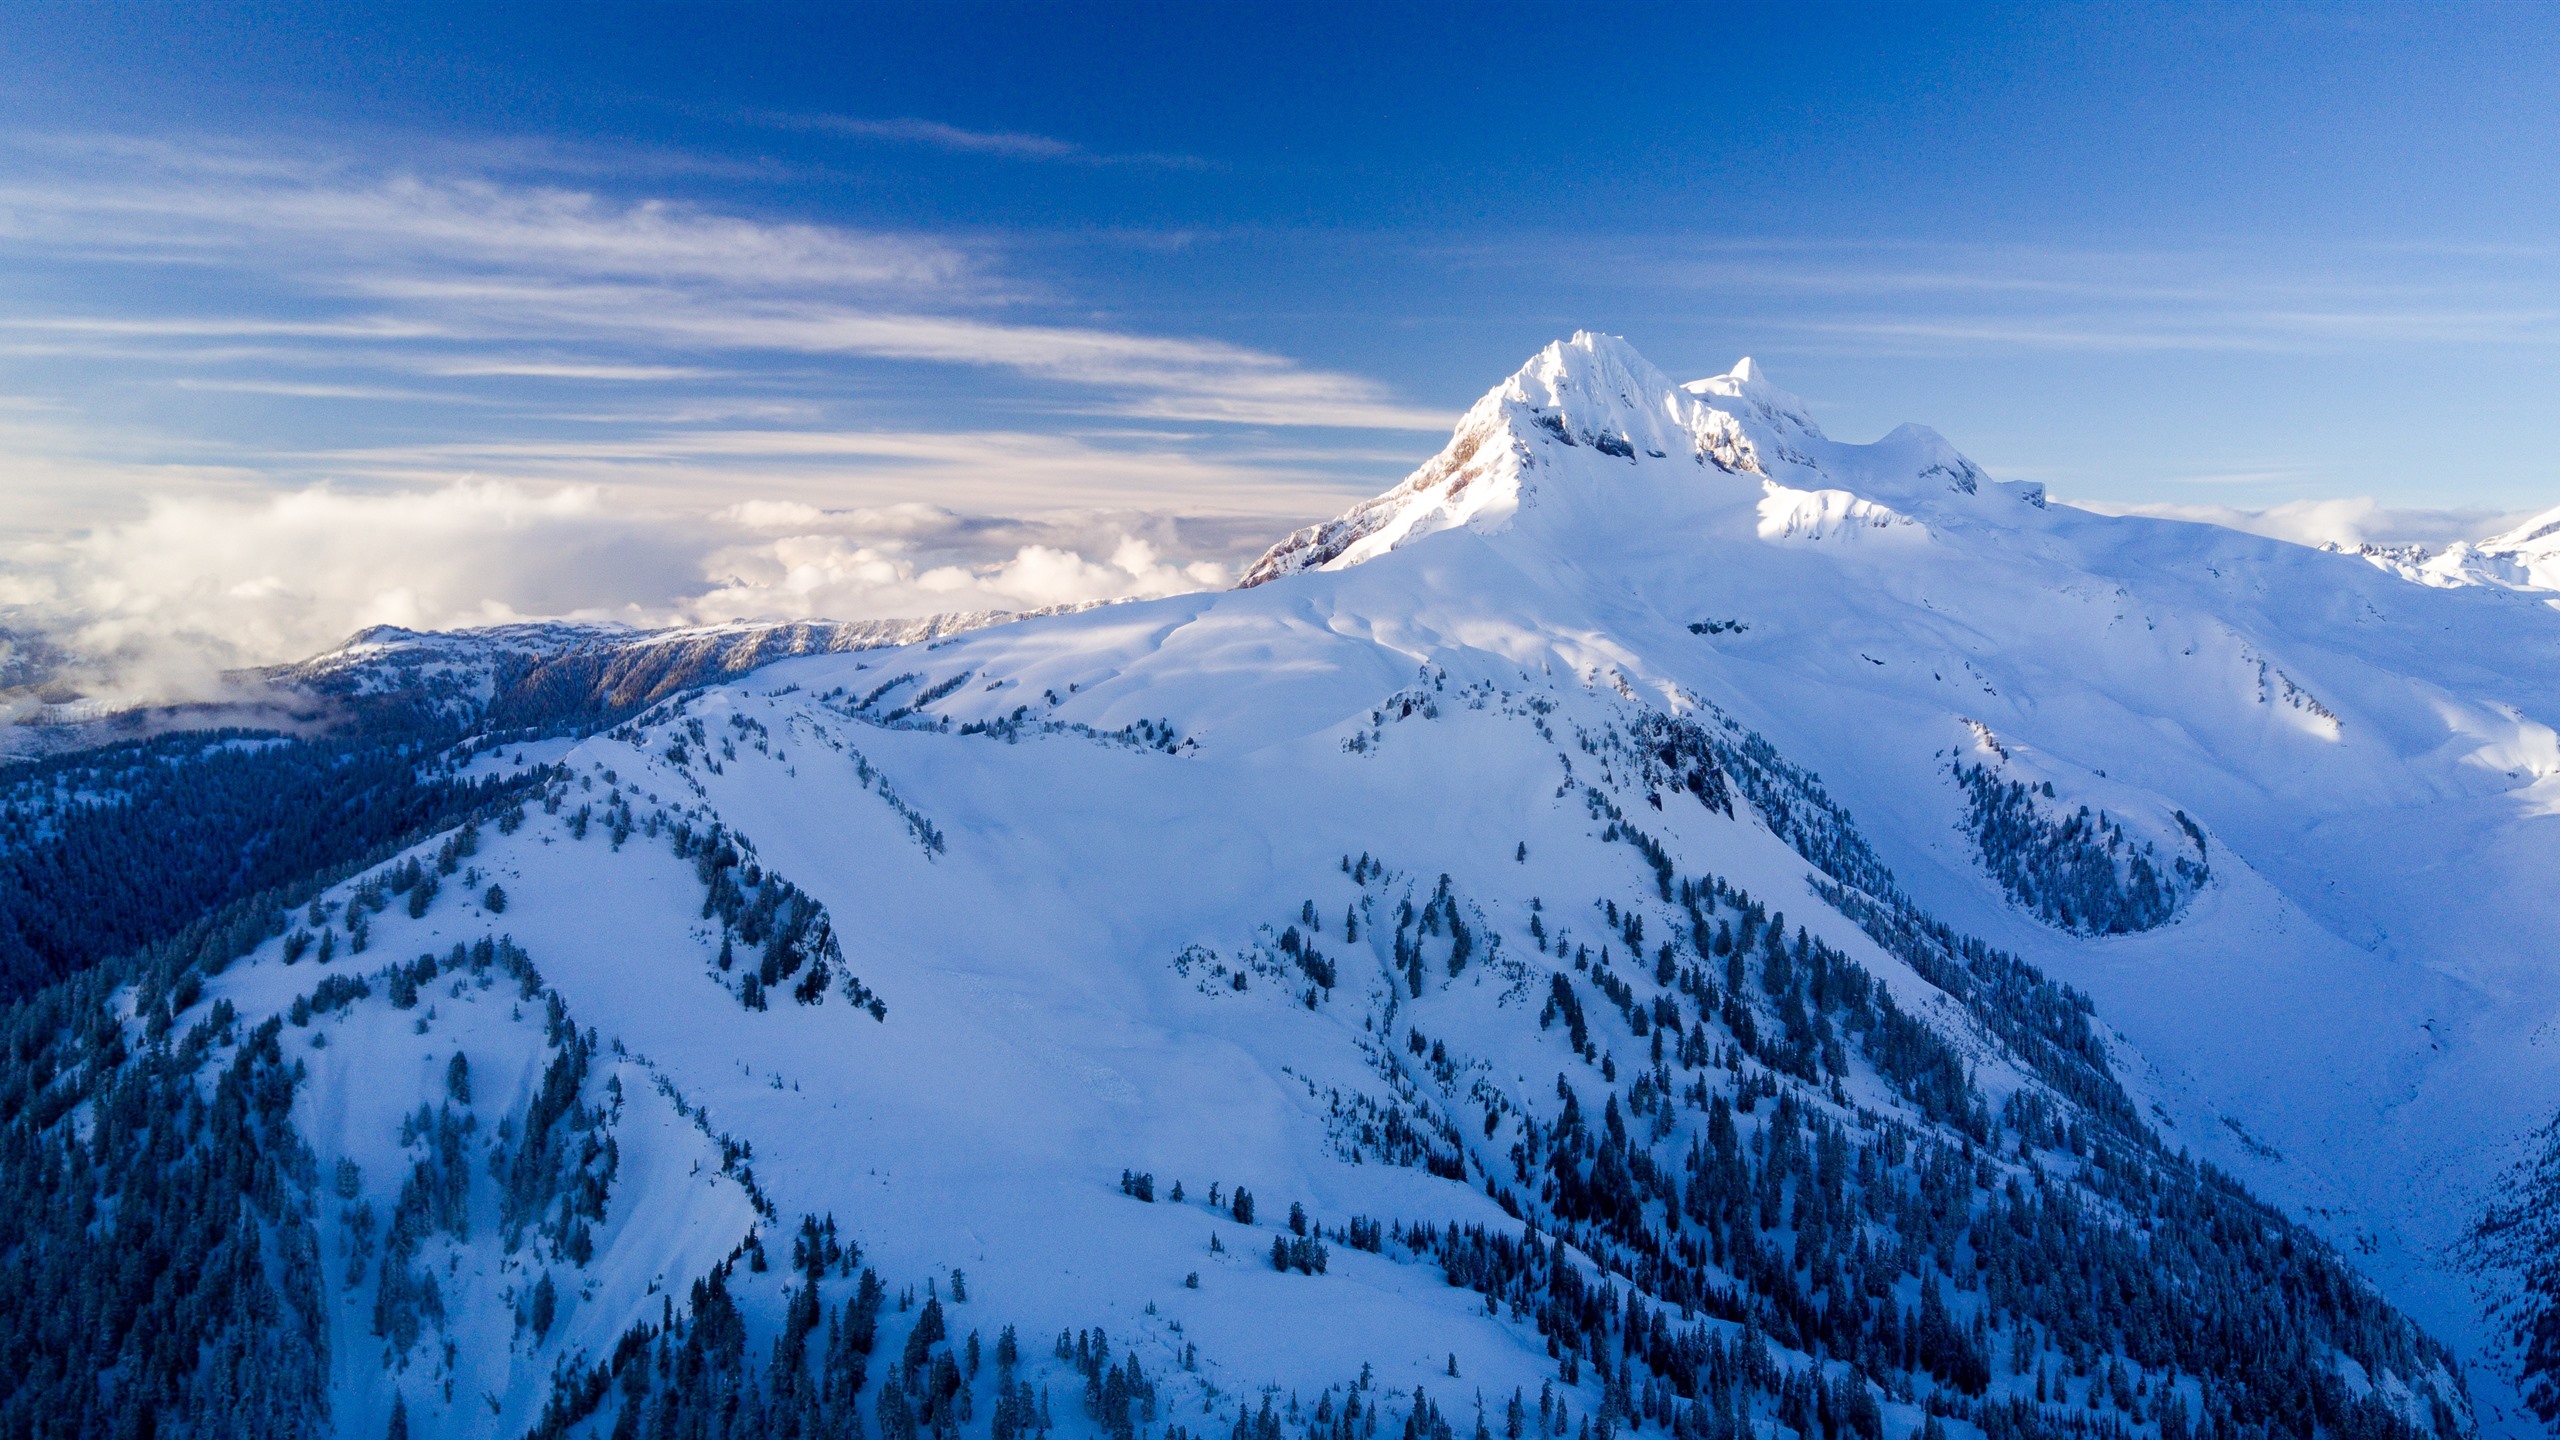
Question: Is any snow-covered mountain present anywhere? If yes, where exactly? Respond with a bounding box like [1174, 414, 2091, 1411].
[273, 614, 1043, 730]
[2332, 504, 2560, 594]
[0, 611, 1045, 758]
[1244, 344, 2029, 589]
[7, 332, 2556, 1440]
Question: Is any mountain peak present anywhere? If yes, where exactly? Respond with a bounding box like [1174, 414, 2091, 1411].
[1513, 331, 1684, 426]
[1563, 328, 1650, 364]
[1241, 332, 2032, 587]
[1240, 331, 1716, 586]
[1684, 355, 1821, 439]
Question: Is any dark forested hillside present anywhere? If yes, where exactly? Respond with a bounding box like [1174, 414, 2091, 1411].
[0, 620, 885, 1002]
[1951, 766, 2206, 936]
[0, 730, 534, 1001]
[2475, 1116, 2560, 1426]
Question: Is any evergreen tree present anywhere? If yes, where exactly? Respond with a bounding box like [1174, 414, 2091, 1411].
[529, 1271, 559, 1341]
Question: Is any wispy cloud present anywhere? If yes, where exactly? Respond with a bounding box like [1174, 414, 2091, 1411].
[311, 278, 1449, 429]
[754, 112, 1209, 170]
[170, 377, 488, 403]
[0, 132, 1434, 430]
[276, 425, 1381, 519]
[0, 139, 972, 289]
[428, 360, 715, 381]
[1780, 309, 2560, 355]
[1530, 236, 2560, 357]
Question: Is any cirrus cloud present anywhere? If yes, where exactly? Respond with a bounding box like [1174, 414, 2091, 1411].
[0, 131, 1444, 431]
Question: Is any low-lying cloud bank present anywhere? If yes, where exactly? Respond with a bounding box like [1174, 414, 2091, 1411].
[10, 483, 2540, 721]
[0, 479, 1268, 712]
[2062, 496, 2527, 550]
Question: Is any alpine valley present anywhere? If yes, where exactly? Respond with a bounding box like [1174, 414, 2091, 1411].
[7, 333, 2558, 1440]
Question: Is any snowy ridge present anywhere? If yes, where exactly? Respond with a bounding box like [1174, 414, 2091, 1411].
[274, 612, 1051, 725]
[0, 608, 1072, 758]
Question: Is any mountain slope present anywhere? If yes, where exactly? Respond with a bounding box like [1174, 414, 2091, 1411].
[5, 332, 2548, 1440]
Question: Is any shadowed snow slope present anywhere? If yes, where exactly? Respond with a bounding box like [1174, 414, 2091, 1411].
[118, 334, 2560, 1439]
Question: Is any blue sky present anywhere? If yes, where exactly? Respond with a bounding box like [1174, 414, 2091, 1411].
[5, 4, 2560, 676]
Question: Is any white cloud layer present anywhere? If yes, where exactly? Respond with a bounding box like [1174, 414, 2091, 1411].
[2062, 496, 2525, 550]
[0, 480, 1259, 709]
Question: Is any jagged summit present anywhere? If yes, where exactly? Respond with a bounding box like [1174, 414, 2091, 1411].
[1509, 329, 1691, 443]
[1683, 355, 1823, 439]
[1240, 331, 2034, 587]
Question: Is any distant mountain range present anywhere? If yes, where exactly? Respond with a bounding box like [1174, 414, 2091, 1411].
[2325, 505, 2560, 593]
